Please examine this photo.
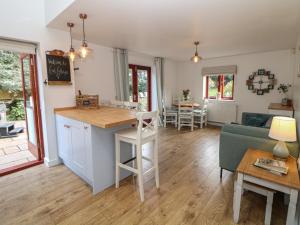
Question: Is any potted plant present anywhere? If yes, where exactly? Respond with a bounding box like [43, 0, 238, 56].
[182, 89, 190, 101]
[277, 83, 292, 106]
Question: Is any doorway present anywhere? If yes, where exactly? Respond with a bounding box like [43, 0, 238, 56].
[128, 64, 152, 111]
[0, 50, 44, 175]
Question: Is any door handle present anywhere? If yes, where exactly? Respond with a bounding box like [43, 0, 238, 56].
[84, 126, 89, 130]
[64, 125, 71, 128]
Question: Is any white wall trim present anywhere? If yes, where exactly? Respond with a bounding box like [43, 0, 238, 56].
[44, 157, 61, 167]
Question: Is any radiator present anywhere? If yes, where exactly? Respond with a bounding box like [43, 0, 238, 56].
[207, 101, 237, 123]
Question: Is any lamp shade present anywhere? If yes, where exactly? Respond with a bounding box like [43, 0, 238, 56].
[269, 116, 297, 142]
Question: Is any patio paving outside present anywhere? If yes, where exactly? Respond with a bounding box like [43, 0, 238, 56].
[0, 120, 36, 171]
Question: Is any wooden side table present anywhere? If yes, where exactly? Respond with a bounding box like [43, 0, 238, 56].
[268, 103, 294, 117]
[233, 148, 300, 225]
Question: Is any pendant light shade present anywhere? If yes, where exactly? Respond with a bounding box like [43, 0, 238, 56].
[191, 41, 202, 63]
[66, 22, 77, 62]
[79, 13, 91, 59]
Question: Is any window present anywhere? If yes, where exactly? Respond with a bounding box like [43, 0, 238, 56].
[205, 74, 234, 100]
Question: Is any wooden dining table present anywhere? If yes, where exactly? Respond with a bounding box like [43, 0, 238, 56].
[172, 102, 201, 108]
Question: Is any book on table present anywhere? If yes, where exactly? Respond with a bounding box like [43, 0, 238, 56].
[254, 158, 288, 175]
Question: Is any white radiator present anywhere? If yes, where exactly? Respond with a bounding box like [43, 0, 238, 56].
[207, 101, 237, 124]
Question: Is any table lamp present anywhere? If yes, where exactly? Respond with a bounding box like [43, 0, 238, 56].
[268, 116, 297, 160]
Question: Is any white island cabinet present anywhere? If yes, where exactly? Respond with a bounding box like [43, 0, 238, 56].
[55, 107, 136, 195]
[56, 115, 93, 185]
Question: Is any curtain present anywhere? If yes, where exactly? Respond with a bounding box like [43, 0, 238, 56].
[113, 48, 129, 101]
[154, 57, 164, 115]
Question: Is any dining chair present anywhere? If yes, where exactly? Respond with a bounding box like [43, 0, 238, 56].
[178, 100, 194, 131]
[194, 99, 209, 128]
[115, 111, 159, 202]
[162, 99, 178, 128]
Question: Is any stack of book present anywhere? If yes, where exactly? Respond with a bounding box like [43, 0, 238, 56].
[254, 158, 288, 175]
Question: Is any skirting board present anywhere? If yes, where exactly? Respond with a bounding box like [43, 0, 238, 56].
[44, 157, 62, 167]
[207, 121, 224, 127]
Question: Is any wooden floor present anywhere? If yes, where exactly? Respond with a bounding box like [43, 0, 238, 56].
[0, 126, 288, 225]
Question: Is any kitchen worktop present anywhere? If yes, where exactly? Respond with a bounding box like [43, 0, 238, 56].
[54, 106, 136, 128]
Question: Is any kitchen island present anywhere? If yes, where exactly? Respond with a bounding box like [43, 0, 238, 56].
[55, 107, 136, 194]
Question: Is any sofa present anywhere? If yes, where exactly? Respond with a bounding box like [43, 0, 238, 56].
[219, 112, 299, 177]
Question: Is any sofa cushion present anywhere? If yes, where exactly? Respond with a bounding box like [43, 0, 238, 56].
[222, 123, 270, 139]
[241, 112, 274, 127]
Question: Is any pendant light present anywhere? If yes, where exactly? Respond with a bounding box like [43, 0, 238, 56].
[79, 13, 91, 58]
[67, 22, 77, 61]
[191, 41, 202, 63]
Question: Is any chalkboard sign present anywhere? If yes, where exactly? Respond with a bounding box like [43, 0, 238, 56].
[46, 53, 71, 85]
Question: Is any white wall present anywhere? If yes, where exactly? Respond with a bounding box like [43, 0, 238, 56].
[293, 36, 300, 140]
[74, 44, 178, 111]
[44, 0, 75, 25]
[176, 49, 295, 122]
[0, 0, 76, 166]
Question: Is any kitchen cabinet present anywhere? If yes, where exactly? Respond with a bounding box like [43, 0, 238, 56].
[55, 115, 92, 184]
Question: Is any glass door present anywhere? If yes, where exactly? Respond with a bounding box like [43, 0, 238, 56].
[20, 54, 43, 160]
[129, 64, 151, 111]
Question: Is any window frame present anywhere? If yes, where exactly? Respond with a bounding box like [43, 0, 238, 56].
[205, 74, 234, 100]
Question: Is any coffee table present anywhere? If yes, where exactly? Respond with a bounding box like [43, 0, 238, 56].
[233, 148, 300, 225]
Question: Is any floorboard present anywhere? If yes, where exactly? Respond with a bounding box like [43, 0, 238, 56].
[0, 126, 288, 225]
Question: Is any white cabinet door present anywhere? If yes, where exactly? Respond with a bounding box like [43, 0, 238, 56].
[56, 115, 93, 185]
[70, 120, 87, 177]
[56, 116, 72, 163]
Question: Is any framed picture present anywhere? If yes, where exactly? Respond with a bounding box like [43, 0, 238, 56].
[266, 71, 270, 75]
[257, 89, 264, 95]
[258, 69, 265, 76]
[268, 84, 274, 90]
[268, 74, 275, 79]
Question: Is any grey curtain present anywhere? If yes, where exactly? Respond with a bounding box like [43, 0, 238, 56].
[154, 57, 164, 115]
[113, 48, 129, 101]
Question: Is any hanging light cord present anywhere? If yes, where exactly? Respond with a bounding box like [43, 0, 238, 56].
[82, 17, 86, 44]
[69, 26, 73, 49]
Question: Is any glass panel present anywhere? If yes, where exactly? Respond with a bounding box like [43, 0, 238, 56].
[208, 75, 219, 98]
[222, 74, 234, 98]
[128, 68, 133, 102]
[137, 69, 148, 111]
[23, 56, 32, 107]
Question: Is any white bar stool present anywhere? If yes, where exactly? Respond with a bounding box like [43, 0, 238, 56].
[115, 111, 159, 202]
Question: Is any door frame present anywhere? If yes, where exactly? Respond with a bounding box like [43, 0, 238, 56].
[0, 54, 44, 176]
[129, 64, 152, 111]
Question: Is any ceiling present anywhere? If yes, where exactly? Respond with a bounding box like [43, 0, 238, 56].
[47, 0, 300, 61]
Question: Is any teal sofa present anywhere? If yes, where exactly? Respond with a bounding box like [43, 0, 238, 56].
[219, 113, 299, 178]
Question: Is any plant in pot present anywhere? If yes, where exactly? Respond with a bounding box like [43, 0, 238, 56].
[182, 89, 190, 101]
[277, 83, 292, 106]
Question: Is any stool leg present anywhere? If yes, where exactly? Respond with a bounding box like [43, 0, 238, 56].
[132, 144, 136, 186]
[115, 136, 120, 188]
[265, 191, 273, 225]
[136, 144, 144, 202]
[154, 138, 160, 188]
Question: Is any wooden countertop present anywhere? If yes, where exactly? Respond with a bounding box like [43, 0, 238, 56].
[268, 103, 294, 111]
[237, 149, 300, 190]
[54, 107, 136, 129]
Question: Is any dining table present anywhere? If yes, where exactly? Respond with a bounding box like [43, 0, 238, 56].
[172, 102, 201, 108]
